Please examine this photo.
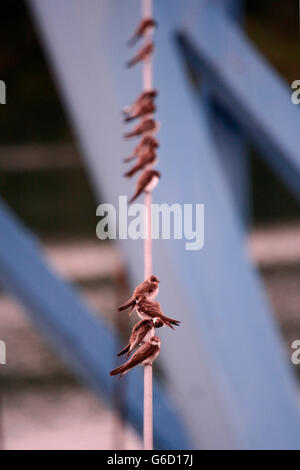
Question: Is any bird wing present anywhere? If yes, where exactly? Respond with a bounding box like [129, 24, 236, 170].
[118, 296, 135, 311]
[140, 299, 160, 313]
[126, 342, 157, 368]
[116, 343, 130, 357]
[138, 171, 153, 188]
[136, 281, 155, 297]
[130, 321, 141, 343]
[137, 301, 157, 318]
[130, 171, 155, 203]
[116, 321, 143, 358]
[134, 320, 152, 346]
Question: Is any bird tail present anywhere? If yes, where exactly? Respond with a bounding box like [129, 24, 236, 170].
[129, 187, 143, 204]
[118, 297, 135, 312]
[124, 115, 135, 123]
[124, 165, 141, 178]
[126, 57, 138, 68]
[128, 303, 136, 316]
[110, 363, 129, 377]
[164, 316, 181, 329]
[124, 154, 137, 163]
[124, 130, 138, 139]
[117, 343, 130, 358]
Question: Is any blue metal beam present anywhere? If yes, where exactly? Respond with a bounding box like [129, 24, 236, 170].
[199, 1, 250, 226]
[176, 1, 300, 202]
[0, 199, 189, 449]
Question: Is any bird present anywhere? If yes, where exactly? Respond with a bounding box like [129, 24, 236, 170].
[126, 42, 154, 68]
[117, 318, 163, 359]
[123, 90, 158, 117]
[123, 118, 160, 139]
[124, 100, 156, 122]
[110, 336, 161, 377]
[135, 295, 181, 329]
[129, 169, 160, 203]
[118, 274, 160, 316]
[124, 149, 157, 177]
[124, 135, 159, 163]
[128, 18, 158, 46]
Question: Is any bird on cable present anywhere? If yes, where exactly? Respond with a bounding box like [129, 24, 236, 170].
[126, 42, 154, 68]
[118, 275, 160, 315]
[124, 135, 159, 163]
[124, 148, 157, 178]
[128, 18, 158, 46]
[117, 318, 163, 359]
[110, 336, 161, 377]
[129, 169, 160, 203]
[124, 118, 160, 139]
[135, 295, 181, 329]
[124, 100, 156, 123]
[123, 90, 158, 117]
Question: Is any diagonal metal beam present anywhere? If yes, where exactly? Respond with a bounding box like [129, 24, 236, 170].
[176, 1, 300, 202]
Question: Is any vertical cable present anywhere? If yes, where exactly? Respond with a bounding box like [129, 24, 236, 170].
[142, 0, 154, 451]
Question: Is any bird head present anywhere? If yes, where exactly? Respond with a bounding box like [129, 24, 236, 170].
[150, 336, 160, 346]
[149, 275, 160, 284]
[153, 318, 164, 328]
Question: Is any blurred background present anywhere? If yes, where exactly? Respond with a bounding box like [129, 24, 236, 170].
[0, 0, 299, 449]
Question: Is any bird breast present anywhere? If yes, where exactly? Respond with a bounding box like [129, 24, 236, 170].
[142, 346, 160, 365]
[145, 175, 159, 192]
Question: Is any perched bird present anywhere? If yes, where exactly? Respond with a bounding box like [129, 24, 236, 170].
[124, 149, 157, 177]
[128, 18, 158, 46]
[124, 118, 160, 139]
[124, 135, 159, 163]
[117, 318, 163, 359]
[118, 275, 160, 315]
[126, 42, 154, 68]
[136, 295, 181, 329]
[124, 100, 156, 122]
[123, 90, 158, 117]
[110, 336, 161, 377]
[129, 169, 160, 203]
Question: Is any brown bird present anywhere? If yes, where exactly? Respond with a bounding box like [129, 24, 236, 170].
[117, 318, 163, 359]
[129, 169, 160, 203]
[128, 18, 158, 46]
[124, 118, 160, 139]
[124, 100, 156, 122]
[110, 336, 161, 377]
[118, 275, 160, 316]
[123, 90, 158, 117]
[126, 42, 154, 68]
[124, 149, 157, 177]
[124, 135, 159, 163]
[136, 295, 181, 329]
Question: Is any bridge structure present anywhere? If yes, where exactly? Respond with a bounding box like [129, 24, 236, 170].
[0, 0, 299, 449]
